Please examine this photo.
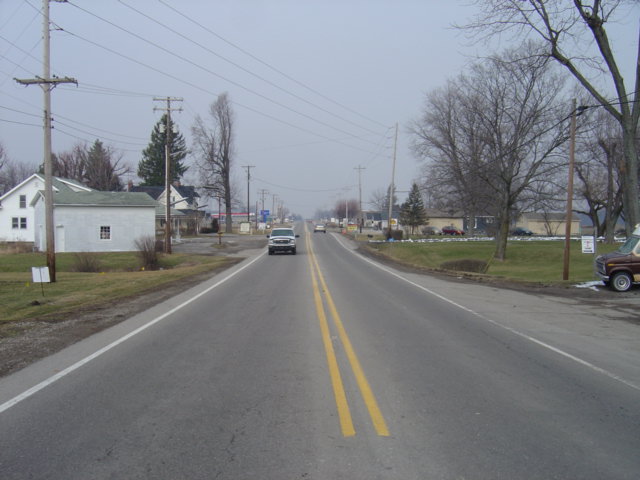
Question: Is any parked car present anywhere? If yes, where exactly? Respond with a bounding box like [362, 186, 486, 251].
[421, 226, 442, 235]
[313, 224, 327, 233]
[267, 228, 299, 255]
[512, 227, 533, 236]
[442, 225, 465, 235]
[595, 226, 640, 291]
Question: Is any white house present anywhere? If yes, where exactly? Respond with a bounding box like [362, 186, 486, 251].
[0, 174, 91, 244]
[32, 189, 158, 253]
[129, 184, 201, 234]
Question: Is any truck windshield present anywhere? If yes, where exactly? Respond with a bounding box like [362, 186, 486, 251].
[617, 235, 640, 254]
[271, 229, 293, 236]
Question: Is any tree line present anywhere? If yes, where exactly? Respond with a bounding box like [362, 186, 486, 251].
[409, 0, 639, 261]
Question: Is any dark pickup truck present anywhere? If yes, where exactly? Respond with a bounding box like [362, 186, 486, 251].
[595, 226, 640, 292]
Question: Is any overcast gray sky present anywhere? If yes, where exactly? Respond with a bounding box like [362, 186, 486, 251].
[1, 1, 638, 218]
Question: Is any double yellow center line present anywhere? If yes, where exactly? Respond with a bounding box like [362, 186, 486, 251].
[306, 230, 389, 437]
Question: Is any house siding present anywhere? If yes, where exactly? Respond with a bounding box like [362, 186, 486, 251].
[1, 174, 93, 244]
[34, 204, 155, 252]
[0, 177, 43, 242]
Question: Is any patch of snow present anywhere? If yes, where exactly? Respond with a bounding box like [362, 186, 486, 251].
[574, 281, 603, 291]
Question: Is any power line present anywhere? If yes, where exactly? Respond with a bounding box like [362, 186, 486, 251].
[0, 117, 42, 127]
[118, 0, 384, 137]
[65, 2, 381, 146]
[156, 0, 389, 130]
[58, 27, 382, 156]
[253, 175, 357, 193]
[0, 98, 148, 143]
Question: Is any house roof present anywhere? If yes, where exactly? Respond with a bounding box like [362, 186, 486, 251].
[130, 185, 163, 200]
[32, 190, 158, 207]
[1, 173, 92, 204]
[130, 185, 200, 202]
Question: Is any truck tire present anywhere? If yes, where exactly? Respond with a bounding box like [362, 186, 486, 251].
[611, 271, 632, 292]
[292, 248, 296, 255]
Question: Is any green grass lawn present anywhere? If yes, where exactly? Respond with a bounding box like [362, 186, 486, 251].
[0, 251, 236, 326]
[363, 239, 620, 284]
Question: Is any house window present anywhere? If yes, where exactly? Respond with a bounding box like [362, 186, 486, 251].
[19, 195, 27, 208]
[100, 226, 111, 240]
[12, 217, 27, 229]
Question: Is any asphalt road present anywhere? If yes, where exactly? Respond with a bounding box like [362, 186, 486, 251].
[1, 225, 639, 479]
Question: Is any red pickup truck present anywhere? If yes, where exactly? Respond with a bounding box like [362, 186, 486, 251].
[595, 226, 640, 292]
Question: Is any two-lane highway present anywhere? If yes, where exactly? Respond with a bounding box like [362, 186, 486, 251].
[1, 225, 639, 479]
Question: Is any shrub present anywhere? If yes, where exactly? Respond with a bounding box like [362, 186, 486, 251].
[72, 252, 102, 272]
[135, 235, 160, 270]
[440, 259, 488, 274]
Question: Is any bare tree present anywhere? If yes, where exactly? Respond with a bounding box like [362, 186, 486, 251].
[192, 93, 235, 233]
[52, 143, 87, 181]
[84, 139, 130, 191]
[574, 108, 624, 242]
[411, 45, 568, 260]
[368, 188, 388, 212]
[334, 199, 359, 221]
[0, 144, 38, 195]
[411, 79, 497, 234]
[462, 0, 640, 233]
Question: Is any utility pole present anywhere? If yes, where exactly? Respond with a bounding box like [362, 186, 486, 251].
[241, 165, 255, 223]
[355, 165, 365, 233]
[272, 194, 278, 225]
[563, 100, 577, 281]
[387, 123, 398, 239]
[15, 0, 77, 283]
[153, 96, 183, 254]
[258, 188, 269, 222]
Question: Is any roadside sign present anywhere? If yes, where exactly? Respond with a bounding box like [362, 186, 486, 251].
[31, 266, 50, 283]
[581, 236, 595, 254]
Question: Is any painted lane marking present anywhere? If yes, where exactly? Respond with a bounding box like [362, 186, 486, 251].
[0, 252, 266, 414]
[306, 231, 355, 437]
[307, 229, 390, 436]
[331, 234, 640, 393]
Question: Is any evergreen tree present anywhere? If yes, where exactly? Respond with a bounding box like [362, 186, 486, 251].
[138, 114, 188, 186]
[399, 183, 427, 235]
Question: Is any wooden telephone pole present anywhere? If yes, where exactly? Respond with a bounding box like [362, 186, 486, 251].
[355, 165, 365, 232]
[15, 0, 77, 282]
[153, 97, 182, 254]
[242, 165, 255, 223]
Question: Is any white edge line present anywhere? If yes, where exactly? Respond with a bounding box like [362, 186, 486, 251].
[331, 234, 640, 393]
[0, 252, 266, 414]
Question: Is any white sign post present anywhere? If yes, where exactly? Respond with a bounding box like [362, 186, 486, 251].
[581, 236, 595, 254]
[31, 266, 50, 296]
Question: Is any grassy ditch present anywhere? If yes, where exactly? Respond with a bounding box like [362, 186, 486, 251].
[0, 251, 237, 325]
[362, 239, 620, 284]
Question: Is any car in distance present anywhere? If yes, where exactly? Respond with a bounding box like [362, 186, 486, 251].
[442, 225, 465, 235]
[512, 227, 533, 236]
[595, 225, 640, 292]
[421, 225, 442, 235]
[313, 224, 327, 233]
[267, 227, 299, 255]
